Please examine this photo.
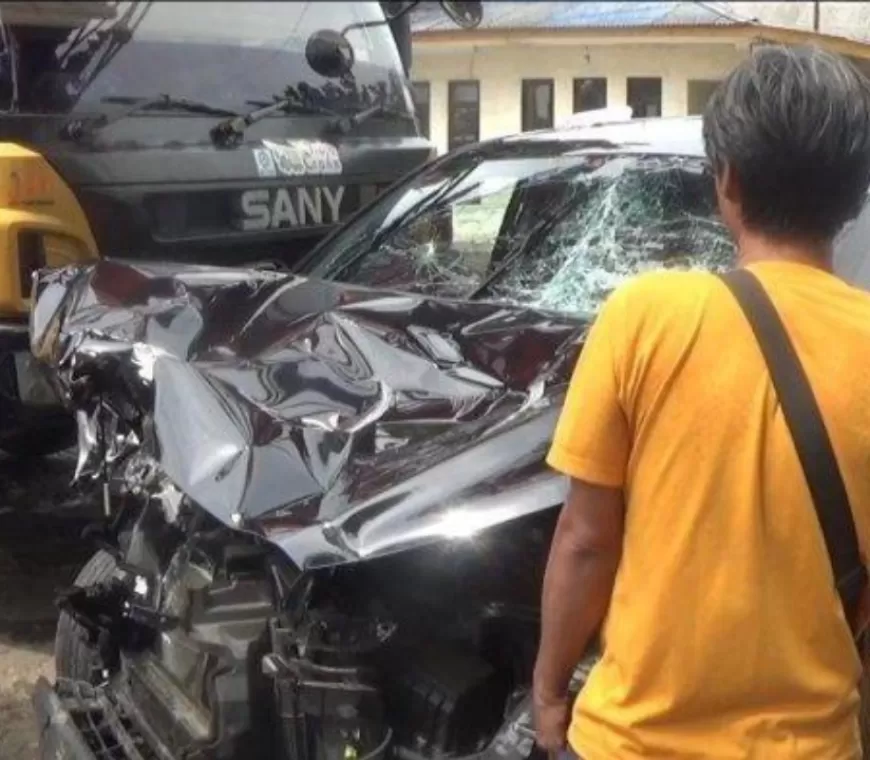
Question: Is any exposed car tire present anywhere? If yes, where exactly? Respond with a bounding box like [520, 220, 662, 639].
[54, 550, 118, 682]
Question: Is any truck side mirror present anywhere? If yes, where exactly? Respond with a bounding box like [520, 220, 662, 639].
[439, 1, 483, 29]
[305, 29, 355, 79]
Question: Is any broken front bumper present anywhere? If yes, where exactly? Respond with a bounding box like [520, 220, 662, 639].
[33, 677, 168, 760]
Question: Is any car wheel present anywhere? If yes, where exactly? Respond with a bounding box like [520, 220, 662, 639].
[55, 550, 118, 681]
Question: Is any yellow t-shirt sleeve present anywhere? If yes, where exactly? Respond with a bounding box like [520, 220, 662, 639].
[546, 287, 631, 488]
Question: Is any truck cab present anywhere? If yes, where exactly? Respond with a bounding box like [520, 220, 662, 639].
[0, 0, 480, 456]
[0, 2, 435, 279]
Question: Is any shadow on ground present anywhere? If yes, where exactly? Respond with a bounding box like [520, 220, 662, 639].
[0, 451, 100, 760]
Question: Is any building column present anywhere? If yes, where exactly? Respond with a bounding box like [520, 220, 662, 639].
[662, 75, 687, 117]
[554, 75, 573, 126]
[608, 76, 627, 110]
[430, 78, 449, 155]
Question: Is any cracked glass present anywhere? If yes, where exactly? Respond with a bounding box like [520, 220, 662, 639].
[313, 150, 737, 316]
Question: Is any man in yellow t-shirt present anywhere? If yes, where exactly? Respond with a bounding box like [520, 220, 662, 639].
[532, 46, 870, 759]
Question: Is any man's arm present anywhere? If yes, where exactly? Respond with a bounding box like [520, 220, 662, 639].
[532, 284, 634, 751]
[533, 480, 624, 751]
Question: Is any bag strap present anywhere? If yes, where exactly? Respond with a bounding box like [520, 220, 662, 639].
[719, 269, 867, 635]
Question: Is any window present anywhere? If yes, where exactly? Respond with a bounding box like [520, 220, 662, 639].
[411, 81, 431, 138]
[0, 2, 410, 115]
[311, 152, 735, 313]
[572, 78, 607, 112]
[521, 79, 554, 131]
[687, 80, 721, 116]
[321, 166, 518, 299]
[448, 80, 480, 151]
[627, 77, 662, 118]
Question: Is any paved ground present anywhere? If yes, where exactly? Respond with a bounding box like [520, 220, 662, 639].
[0, 451, 99, 760]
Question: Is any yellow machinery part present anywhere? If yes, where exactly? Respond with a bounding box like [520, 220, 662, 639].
[0, 143, 98, 318]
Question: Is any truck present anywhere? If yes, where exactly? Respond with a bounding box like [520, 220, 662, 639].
[0, 0, 482, 457]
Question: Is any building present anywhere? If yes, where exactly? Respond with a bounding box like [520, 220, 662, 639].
[409, 1, 870, 155]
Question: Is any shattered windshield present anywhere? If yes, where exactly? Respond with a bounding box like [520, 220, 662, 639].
[310, 149, 737, 316]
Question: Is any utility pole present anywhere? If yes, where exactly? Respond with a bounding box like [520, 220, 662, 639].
[813, 0, 820, 32]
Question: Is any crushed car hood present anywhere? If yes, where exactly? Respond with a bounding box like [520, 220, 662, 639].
[31, 260, 587, 569]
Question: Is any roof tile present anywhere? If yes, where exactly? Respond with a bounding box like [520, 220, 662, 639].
[411, 1, 747, 33]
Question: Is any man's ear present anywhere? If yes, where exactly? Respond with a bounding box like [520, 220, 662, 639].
[717, 162, 741, 205]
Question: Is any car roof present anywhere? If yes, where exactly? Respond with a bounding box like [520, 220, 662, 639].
[481, 115, 706, 158]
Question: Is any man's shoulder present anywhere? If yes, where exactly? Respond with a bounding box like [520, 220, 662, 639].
[606, 269, 716, 320]
[617, 268, 715, 295]
[832, 275, 870, 312]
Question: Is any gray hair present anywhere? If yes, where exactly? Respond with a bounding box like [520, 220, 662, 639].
[703, 44, 870, 241]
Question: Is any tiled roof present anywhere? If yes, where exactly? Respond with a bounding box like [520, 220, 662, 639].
[410, 1, 750, 34]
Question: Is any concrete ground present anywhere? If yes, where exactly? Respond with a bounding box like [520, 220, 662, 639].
[0, 451, 98, 760]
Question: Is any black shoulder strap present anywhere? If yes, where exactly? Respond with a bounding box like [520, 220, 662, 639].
[720, 268, 867, 635]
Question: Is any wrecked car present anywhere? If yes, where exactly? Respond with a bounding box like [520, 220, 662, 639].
[29, 115, 870, 759]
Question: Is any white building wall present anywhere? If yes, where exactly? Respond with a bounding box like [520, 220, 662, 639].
[411, 42, 743, 154]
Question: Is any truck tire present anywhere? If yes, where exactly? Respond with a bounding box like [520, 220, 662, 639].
[54, 550, 117, 682]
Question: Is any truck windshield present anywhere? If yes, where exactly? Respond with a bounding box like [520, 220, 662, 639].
[0, 1, 411, 117]
[308, 149, 737, 316]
